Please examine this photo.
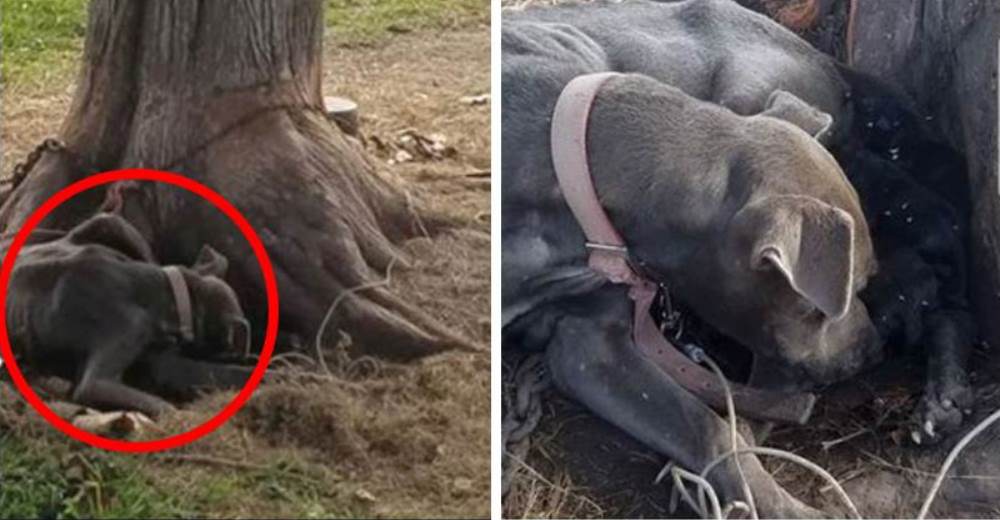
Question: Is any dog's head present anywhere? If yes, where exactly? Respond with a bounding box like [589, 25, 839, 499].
[670, 128, 883, 386]
[183, 245, 251, 358]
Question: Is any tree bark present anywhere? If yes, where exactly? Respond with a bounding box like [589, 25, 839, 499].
[1, 0, 472, 360]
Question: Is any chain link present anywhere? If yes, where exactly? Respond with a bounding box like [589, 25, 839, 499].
[501, 353, 551, 496]
[8, 138, 67, 188]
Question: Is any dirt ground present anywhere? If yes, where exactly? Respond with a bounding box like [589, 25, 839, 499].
[1, 23, 490, 519]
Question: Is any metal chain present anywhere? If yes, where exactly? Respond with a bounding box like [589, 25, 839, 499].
[5, 103, 325, 192]
[501, 353, 551, 496]
[7, 138, 68, 188]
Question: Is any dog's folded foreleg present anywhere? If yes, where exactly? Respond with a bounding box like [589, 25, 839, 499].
[544, 290, 823, 518]
[138, 350, 254, 397]
[912, 309, 975, 445]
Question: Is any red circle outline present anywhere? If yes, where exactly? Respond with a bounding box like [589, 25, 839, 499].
[0, 169, 277, 453]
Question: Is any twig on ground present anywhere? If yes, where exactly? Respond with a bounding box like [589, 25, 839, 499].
[821, 429, 871, 451]
[504, 450, 604, 513]
[860, 449, 1000, 481]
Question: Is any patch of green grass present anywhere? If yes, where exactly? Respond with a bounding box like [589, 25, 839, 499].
[326, 0, 488, 45]
[0, 0, 488, 86]
[0, 435, 184, 519]
[1, 0, 88, 86]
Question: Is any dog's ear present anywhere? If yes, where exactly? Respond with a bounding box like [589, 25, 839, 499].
[762, 90, 834, 143]
[192, 245, 229, 278]
[744, 195, 854, 319]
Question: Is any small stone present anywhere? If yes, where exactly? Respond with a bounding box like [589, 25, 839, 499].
[453, 477, 474, 494]
[354, 489, 376, 503]
[393, 149, 413, 164]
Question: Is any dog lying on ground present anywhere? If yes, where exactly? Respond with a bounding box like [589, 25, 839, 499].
[6, 212, 254, 417]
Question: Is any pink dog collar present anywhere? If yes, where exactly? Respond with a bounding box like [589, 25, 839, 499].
[163, 266, 195, 343]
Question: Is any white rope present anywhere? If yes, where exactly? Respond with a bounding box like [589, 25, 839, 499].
[657, 350, 1000, 519]
[916, 406, 1000, 519]
[701, 445, 862, 519]
[658, 349, 860, 519]
[672, 465, 723, 519]
[701, 354, 759, 519]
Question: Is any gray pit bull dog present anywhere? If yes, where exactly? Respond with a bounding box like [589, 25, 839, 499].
[6, 212, 254, 418]
[502, 1, 884, 516]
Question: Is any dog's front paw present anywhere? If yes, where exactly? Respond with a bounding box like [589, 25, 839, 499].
[910, 380, 973, 446]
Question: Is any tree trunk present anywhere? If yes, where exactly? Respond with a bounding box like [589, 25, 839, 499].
[847, 0, 1000, 354]
[1, 0, 472, 360]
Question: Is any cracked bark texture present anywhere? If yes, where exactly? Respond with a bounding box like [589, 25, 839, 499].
[0, 0, 472, 360]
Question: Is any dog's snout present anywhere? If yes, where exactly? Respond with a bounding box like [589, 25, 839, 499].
[832, 322, 885, 382]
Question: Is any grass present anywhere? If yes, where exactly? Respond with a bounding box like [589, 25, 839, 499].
[0, 0, 87, 87]
[326, 0, 488, 44]
[0, 0, 489, 86]
[0, 427, 357, 519]
[0, 435, 184, 519]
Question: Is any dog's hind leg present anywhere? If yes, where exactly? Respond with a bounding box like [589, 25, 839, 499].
[545, 288, 823, 518]
[66, 213, 156, 262]
[71, 334, 175, 417]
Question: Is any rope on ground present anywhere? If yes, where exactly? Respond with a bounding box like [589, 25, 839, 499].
[702, 353, 759, 520]
[701, 445, 862, 519]
[313, 256, 399, 376]
[501, 352, 551, 496]
[917, 406, 1000, 519]
[672, 464, 724, 519]
[659, 348, 861, 519]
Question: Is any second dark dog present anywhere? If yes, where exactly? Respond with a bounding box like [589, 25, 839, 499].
[844, 148, 975, 443]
